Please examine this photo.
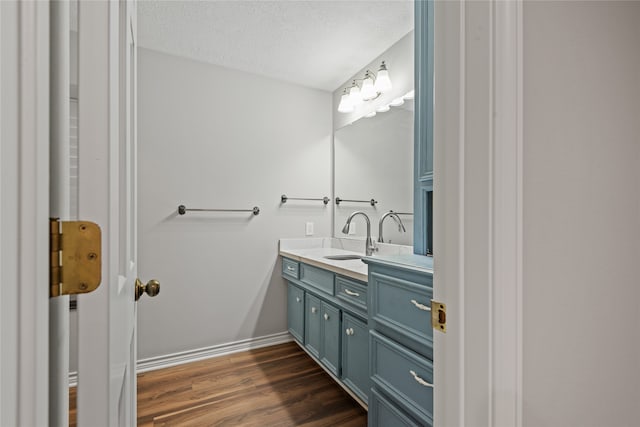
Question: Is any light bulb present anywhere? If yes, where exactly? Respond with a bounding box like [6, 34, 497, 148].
[338, 93, 354, 113]
[361, 72, 377, 101]
[389, 97, 405, 107]
[376, 104, 390, 113]
[374, 62, 392, 93]
[348, 82, 363, 106]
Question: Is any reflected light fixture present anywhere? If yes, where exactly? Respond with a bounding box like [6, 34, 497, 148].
[337, 61, 392, 113]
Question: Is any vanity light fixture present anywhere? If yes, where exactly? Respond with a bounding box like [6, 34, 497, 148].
[374, 61, 392, 93]
[360, 71, 378, 101]
[337, 61, 392, 113]
[348, 80, 363, 106]
[337, 88, 354, 113]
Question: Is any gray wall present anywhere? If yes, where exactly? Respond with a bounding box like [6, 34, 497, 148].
[136, 48, 332, 359]
[523, 2, 640, 425]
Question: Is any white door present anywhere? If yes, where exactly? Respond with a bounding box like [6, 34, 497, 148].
[74, 1, 152, 425]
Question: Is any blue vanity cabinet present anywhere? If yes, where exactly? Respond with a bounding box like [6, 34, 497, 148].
[282, 257, 370, 406]
[304, 293, 322, 358]
[365, 256, 434, 427]
[320, 302, 341, 376]
[341, 312, 370, 403]
[287, 282, 305, 343]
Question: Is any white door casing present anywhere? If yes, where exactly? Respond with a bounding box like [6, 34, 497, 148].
[76, 1, 138, 425]
[433, 1, 523, 426]
[50, 1, 71, 425]
[0, 1, 50, 426]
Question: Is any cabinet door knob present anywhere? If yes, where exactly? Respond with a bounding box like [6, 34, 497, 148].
[345, 328, 354, 336]
[311, 307, 317, 314]
[324, 313, 329, 321]
[296, 297, 301, 303]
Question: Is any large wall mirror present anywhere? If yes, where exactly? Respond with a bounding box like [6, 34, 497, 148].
[334, 98, 414, 246]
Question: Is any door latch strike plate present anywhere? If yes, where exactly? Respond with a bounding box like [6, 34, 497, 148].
[431, 300, 446, 333]
[50, 218, 102, 298]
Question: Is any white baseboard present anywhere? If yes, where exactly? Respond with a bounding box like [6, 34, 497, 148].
[69, 331, 292, 387]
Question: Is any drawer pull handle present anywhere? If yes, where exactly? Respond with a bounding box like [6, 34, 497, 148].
[410, 299, 431, 311]
[345, 328, 354, 336]
[410, 370, 434, 388]
[311, 307, 317, 314]
[324, 313, 329, 321]
[296, 297, 301, 303]
[344, 289, 360, 297]
[286, 266, 296, 272]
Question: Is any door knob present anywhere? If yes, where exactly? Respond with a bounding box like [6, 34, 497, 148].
[135, 278, 160, 301]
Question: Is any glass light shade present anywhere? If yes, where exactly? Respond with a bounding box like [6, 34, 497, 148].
[337, 93, 354, 113]
[374, 69, 392, 93]
[403, 90, 415, 100]
[348, 85, 363, 106]
[376, 104, 390, 113]
[361, 76, 377, 101]
[365, 111, 377, 118]
[389, 97, 405, 107]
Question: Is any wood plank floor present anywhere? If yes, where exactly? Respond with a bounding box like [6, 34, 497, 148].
[70, 342, 367, 426]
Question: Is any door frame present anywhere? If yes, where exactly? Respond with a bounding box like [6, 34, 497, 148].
[433, 0, 524, 426]
[0, 1, 51, 425]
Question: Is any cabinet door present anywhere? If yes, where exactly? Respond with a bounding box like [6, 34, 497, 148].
[342, 313, 370, 403]
[305, 293, 322, 358]
[320, 302, 341, 376]
[287, 283, 305, 343]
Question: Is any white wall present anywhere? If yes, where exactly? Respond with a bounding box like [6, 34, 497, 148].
[522, 2, 640, 425]
[136, 48, 332, 360]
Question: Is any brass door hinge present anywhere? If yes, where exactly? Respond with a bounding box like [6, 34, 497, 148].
[431, 300, 446, 333]
[50, 218, 102, 298]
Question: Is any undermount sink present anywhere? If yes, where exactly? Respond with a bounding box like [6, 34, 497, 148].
[324, 254, 364, 261]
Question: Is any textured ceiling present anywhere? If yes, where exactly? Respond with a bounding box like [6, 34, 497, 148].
[137, 1, 413, 91]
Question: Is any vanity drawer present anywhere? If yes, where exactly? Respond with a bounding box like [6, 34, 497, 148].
[336, 276, 367, 314]
[282, 258, 299, 280]
[370, 331, 434, 424]
[369, 388, 426, 427]
[369, 271, 433, 358]
[299, 263, 334, 296]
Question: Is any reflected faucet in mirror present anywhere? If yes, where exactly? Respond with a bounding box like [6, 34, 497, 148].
[342, 211, 376, 256]
[378, 211, 406, 243]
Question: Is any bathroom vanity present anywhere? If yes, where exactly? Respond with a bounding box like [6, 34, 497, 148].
[280, 239, 433, 426]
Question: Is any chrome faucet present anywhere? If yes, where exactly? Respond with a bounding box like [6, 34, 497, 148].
[378, 211, 406, 243]
[341, 211, 376, 256]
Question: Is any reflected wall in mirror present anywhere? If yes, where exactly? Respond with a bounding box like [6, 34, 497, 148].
[334, 100, 414, 246]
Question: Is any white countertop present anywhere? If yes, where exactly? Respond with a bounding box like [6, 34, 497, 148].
[279, 238, 414, 283]
[279, 246, 369, 282]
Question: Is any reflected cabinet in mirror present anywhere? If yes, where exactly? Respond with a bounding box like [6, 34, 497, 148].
[334, 100, 414, 246]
